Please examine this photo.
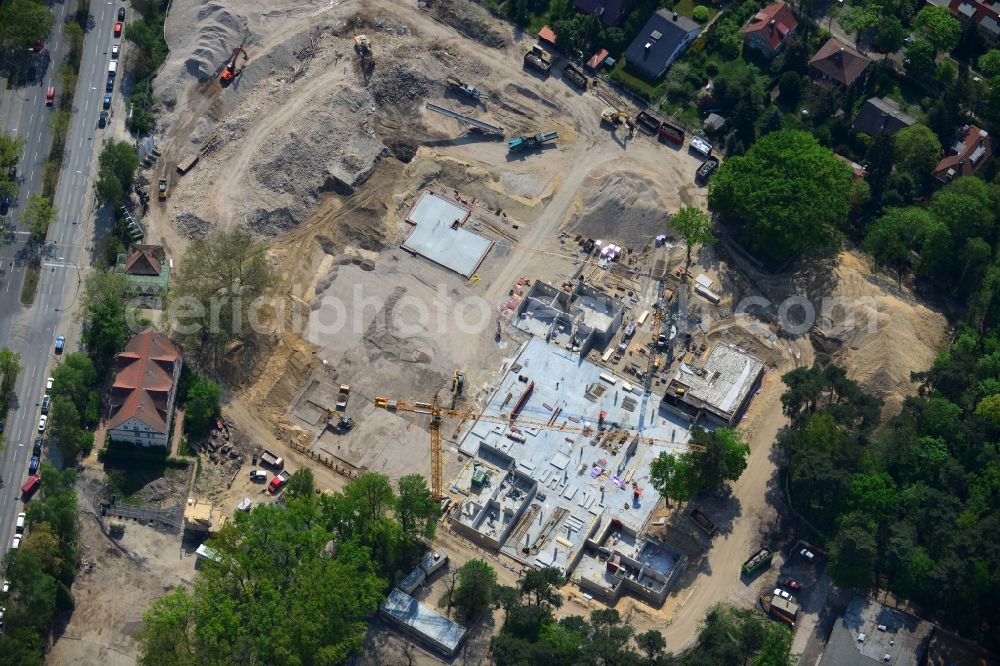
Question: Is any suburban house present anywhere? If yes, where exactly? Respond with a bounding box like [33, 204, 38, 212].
[743, 2, 798, 58]
[624, 9, 701, 81]
[538, 25, 558, 47]
[853, 97, 917, 136]
[574, 0, 631, 26]
[107, 328, 183, 448]
[932, 125, 993, 184]
[946, 0, 1000, 45]
[808, 38, 871, 87]
[116, 245, 171, 300]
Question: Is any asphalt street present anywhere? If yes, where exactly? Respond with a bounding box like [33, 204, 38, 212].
[0, 0, 119, 555]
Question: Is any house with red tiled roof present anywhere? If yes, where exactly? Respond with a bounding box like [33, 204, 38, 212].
[107, 328, 183, 447]
[808, 38, 871, 87]
[744, 2, 798, 58]
[947, 0, 1000, 46]
[116, 245, 171, 299]
[932, 125, 992, 184]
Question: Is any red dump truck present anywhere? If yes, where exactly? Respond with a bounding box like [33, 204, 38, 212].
[657, 121, 685, 145]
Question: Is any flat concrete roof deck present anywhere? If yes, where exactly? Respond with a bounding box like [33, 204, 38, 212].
[452, 337, 696, 574]
[670, 343, 764, 421]
[401, 191, 493, 277]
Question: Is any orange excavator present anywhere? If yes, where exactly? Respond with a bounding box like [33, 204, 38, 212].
[220, 46, 247, 85]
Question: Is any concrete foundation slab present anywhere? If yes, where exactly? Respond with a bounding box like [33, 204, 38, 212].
[401, 191, 493, 278]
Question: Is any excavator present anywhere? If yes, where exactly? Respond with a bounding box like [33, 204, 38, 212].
[220, 46, 248, 85]
[600, 107, 636, 139]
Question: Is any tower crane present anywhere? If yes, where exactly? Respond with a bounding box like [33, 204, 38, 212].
[373, 394, 707, 502]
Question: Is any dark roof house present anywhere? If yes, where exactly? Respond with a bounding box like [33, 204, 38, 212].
[932, 125, 992, 184]
[808, 38, 871, 86]
[624, 9, 701, 81]
[853, 97, 917, 136]
[574, 0, 631, 26]
[743, 2, 798, 57]
[948, 0, 1000, 45]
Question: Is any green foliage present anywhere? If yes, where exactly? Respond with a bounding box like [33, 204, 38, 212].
[669, 206, 715, 267]
[863, 207, 933, 280]
[0, 346, 22, 405]
[692, 5, 710, 22]
[914, 6, 962, 53]
[0, 0, 54, 48]
[49, 353, 99, 459]
[904, 39, 936, 77]
[893, 124, 941, 187]
[979, 50, 1000, 77]
[22, 193, 57, 240]
[650, 450, 698, 504]
[124, 2, 170, 80]
[974, 393, 1000, 427]
[181, 374, 221, 436]
[455, 559, 497, 619]
[128, 80, 157, 134]
[80, 271, 130, 376]
[708, 129, 853, 267]
[874, 16, 906, 54]
[777, 71, 802, 106]
[96, 141, 141, 207]
[166, 228, 278, 369]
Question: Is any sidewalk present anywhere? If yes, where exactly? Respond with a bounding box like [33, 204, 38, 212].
[170, 409, 185, 457]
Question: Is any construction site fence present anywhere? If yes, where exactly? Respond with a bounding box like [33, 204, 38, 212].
[287, 441, 365, 482]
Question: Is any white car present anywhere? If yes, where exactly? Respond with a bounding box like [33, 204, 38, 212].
[773, 588, 791, 600]
[111, 43, 120, 59]
[38, 415, 47, 432]
[800, 548, 816, 561]
[15, 512, 25, 533]
[2, 580, 8, 593]
[46, 376, 54, 390]
[11, 536, 20, 549]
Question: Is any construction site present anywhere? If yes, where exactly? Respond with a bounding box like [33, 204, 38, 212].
[61, 0, 956, 662]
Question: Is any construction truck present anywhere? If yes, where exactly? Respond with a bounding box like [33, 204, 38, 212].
[601, 107, 629, 125]
[562, 63, 587, 89]
[157, 178, 167, 201]
[635, 110, 663, 135]
[446, 75, 485, 101]
[657, 121, 685, 145]
[523, 46, 551, 74]
[742, 547, 773, 577]
[220, 46, 247, 85]
[259, 449, 284, 470]
[696, 156, 720, 183]
[354, 35, 372, 58]
[507, 131, 558, 153]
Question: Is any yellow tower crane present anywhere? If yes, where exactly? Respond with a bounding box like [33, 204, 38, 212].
[373, 395, 707, 501]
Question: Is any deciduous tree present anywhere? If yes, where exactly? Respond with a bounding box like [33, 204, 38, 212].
[455, 559, 497, 619]
[914, 6, 962, 53]
[669, 206, 714, 270]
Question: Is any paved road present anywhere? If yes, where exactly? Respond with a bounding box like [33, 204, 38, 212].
[0, 0, 119, 554]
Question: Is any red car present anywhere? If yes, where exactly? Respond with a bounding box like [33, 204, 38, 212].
[114, 22, 123, 38]
[268, 471, 290, 494]
[784, 578, 801, 590]
[45, 86, 55, 106]
[21, 474, 41, 500]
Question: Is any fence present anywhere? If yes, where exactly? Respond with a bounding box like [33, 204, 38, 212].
[287, 441, 365, 482]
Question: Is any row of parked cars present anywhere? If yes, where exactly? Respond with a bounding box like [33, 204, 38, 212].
[99, 9, 127, 129]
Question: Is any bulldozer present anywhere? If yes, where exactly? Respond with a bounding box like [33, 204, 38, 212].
[220, 46, 248, 85]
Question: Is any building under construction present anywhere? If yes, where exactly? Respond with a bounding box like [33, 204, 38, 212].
[450, 337, 694, 602]
[662, 343, 765, 426]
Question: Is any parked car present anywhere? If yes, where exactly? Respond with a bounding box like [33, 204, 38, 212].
[249, 470, 267, 482]
[21, 474, 41, 499]
[98, 111, 108, 128]
[29, 456, 39, 474]
[784, 578, 801, 590]
[0, 194, 9, 215]
[111, 44, 120, 59]
[114, 21, 122, 37]
[800, 548, 815, 561]
[33, 438, 42, 455]
[1, 580, 8, 593]
[54, 335, 65, 353]
[106, 75, 115, 92]
[11, 536, 20, 550]
[15, 513, 25, 533]
[46, 376, 54, 390]
[773, 588, 791, 600]
[41, 395, 50, 413]
[118, 6, 125, 20]
[46, 86, 55, 106]
[103, 94, 112, 109]
[37, 415, 47, 432]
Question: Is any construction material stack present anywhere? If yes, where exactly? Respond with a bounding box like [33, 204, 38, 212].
[562, 63, 587, 89]
[507, 131, 558, 153]
[523, 46, 552, 74]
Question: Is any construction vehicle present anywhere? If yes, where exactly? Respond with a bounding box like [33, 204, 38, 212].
[689, 135, 713, 157]
[446, 75, 485, 101]
[635, 110, 663, 135]
[523, 45, 551, 74]
[220, 46, 247, 85]
[742, 547, 774, 576]
[259, 449, 284, 470]
[451, 370, 465, 408]
[507, 131, 558, 153]
[601, 107, 629, 125]
[157, 178, 167, 201]
[335, 416, 355, 432]
[562, 63, 587, 89]
[373, 394, 706, 502]
[425, 103, 504, 137]
[354, 35, 372, 58]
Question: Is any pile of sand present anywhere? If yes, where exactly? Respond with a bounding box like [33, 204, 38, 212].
[571, 169, 672, 249]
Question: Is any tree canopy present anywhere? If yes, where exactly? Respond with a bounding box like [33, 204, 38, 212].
[96, 140, 140, 207]
[0, 0, 53, 49]
[707, 129, 853, 267]
[913, 6, 962, 53]
[669, 206, 715, 269]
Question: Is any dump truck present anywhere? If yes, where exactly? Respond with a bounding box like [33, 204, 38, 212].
[742, 547, 773, 576]
[523, 46, 551, 73]
[689, 135, 713, 157]
[336, 384, 351, 411]
[259, 449, 284, 470]
[157, 178, 167, 200]
[508, 131, 558, 153]
[696, 156, 720, 183]
[562, 63, 587, 89]
[635, 110, 663, 134]
[657, 121, 685, 145]
[690, 509, 718, 536]
[446, 75, 484, 100]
